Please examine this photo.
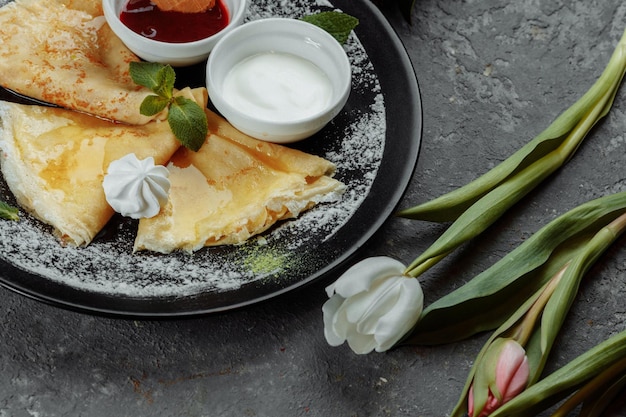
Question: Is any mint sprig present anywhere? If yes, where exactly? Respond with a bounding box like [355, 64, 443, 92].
[0, 200, 19, 221]
[168, 96, 210, 151]
[129, 62, 208, 152]
[301, 11, 359, 44]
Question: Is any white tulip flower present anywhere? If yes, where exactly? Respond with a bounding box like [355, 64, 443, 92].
[322, 256, 424, 354]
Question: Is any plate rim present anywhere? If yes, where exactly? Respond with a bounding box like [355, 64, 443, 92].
[0, 0, 423, 317]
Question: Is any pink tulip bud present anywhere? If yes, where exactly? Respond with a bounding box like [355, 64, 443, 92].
[468, 338, 530, 417]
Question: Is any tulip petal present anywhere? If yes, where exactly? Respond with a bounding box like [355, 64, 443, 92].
[331, 301, 353, 341]
[496, 340, 529, 401]
[500, 357, 529, 403]
[329, 256, 406, 298]
[504, 357, 529, 403]
[322, 295, 347, 346]
[346, 276, 400, 332]
[468, 385, 475, 416]
[346, 331, 377, 355]
[374, 278, 424, 351]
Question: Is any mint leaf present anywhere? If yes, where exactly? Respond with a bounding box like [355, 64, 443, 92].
[129, 62, 175, 98]
[154, 65, 176, 99]
[301, 11, 359, 44]
[167, 96, 208, 152]
[140, 95, 170, 116]
[0, 200, 19, 221]
[130, 62, 207, 151]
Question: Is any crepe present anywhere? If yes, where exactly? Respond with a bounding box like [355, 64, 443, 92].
[0, 0, 163, 125]
[0, 100, 185, 246]
[0, 96, 344, 251]
[134, 110, 345, 253]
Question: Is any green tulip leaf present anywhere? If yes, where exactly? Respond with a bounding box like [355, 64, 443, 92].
[578, 373, 626, 417]
[406, 191, 626, 346]
[398, 28, 626, 223]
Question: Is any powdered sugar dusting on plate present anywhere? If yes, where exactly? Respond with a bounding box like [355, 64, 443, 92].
[0, 0, 386, 303]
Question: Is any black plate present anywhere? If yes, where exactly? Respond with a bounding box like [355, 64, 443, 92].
[0, 0, 422, 317]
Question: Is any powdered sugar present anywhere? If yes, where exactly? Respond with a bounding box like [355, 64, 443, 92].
[0, 0, 387, 309]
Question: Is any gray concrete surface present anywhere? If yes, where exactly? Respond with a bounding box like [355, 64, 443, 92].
[2, 0, 626, 416]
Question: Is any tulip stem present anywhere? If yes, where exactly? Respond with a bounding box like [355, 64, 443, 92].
[607, 211, 626, 234]
[508, 263, 568, 346]
[405, 251, 450, 277]
[549, 356, 626, 417]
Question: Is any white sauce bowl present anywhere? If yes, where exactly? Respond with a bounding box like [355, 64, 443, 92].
[102, 0, 248, 66]
[206, 18, 352, 143]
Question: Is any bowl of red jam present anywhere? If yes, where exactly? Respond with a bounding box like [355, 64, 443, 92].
[103, 0, 248, 66]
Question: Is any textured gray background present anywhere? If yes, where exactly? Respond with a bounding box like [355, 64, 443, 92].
[2, 0, 626, 416]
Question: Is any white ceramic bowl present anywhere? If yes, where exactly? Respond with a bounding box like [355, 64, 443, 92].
[102, 0, 248, 66]
[206, 18, 352, 143]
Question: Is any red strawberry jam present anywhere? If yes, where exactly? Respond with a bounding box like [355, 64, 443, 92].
[120, 0, 230, 43]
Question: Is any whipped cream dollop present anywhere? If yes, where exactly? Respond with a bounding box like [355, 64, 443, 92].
[103, 153, 170, 219]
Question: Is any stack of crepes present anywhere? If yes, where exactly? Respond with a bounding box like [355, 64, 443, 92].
[0, 0, 345, 253]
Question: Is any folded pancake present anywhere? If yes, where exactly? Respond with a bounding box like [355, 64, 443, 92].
[0, 100, 185, 246]
[134, 111, 346, 253]
[0, 0, 163, 125]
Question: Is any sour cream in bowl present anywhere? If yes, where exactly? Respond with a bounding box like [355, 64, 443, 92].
[206, 18, 352, 143]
